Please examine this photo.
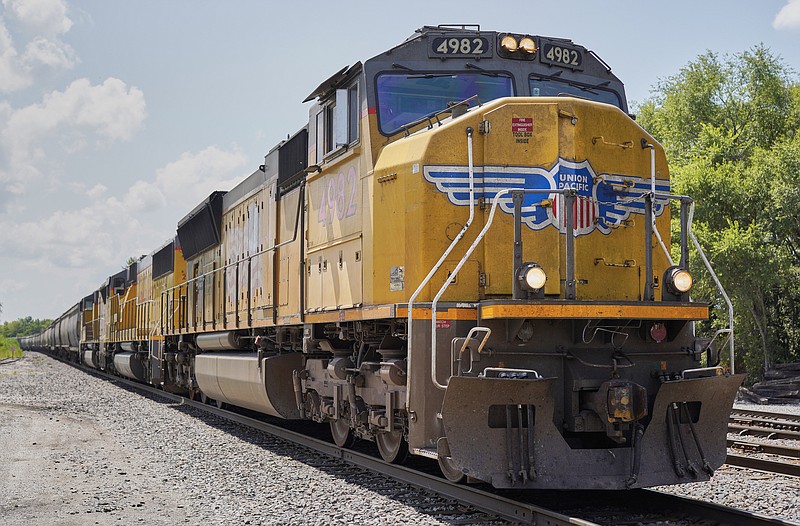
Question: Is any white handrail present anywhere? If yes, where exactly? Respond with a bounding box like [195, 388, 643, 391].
[406, 128, 477, 403]
[429, 188, 517, 389]
[645, 143, 674, 266]
[687, 202, 735, 374]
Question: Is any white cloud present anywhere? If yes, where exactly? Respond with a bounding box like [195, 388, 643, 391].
[22, 36, 77, 70]
[0, 20, 30, 92]
[123, 145, 247, 214]
[774, 0, 800, 29]
[0, 145, 248, 273]
[0, 1, 76, 93]
[154, 146, 246, 204]
[2, 0, 72, 36]
[0, 144, 252, 320]
[87, 183, 107, 200]
[0, 199, 128, 268]
[0, 77, 147, 195]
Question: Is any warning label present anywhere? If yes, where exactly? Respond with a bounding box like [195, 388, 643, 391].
[512, 117, 533, 143]
[512, 117, 533, 132]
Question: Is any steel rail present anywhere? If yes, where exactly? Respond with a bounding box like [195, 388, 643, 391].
[731, 409, 800, 426]
[728, 439, 800, 459]
[726, 452, 800, 478]
[729, 423, 800, 440]
[732, 420, 800, 432]
[726, 439, 800, 478]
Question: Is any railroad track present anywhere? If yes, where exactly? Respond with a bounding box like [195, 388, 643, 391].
[729, 408, 800, 439]
[64, 360, 796, 526]
[726, 409, 800, 477]
[0, 357, 22, 366]
[726, 451, 800, 478]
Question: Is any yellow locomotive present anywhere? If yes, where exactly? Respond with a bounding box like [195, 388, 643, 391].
[21, 25, 742, 490]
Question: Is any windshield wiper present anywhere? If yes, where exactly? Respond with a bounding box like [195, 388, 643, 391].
[390, 94, 481, 138]
[392, 63, 453, 78]
[406, 73, 455, 79]
[531, 73, 607, 94]
[464, 62, 500, 77]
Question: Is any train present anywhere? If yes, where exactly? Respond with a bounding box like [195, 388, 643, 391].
[19, 25, 743, 490]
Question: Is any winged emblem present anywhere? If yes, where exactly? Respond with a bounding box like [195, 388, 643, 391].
[423, 158, 670, 237]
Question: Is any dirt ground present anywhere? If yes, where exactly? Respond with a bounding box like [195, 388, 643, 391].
[0, 394, 187, 525]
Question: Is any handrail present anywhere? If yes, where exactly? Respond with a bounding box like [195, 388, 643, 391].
[160, 182, 305, 333]
[654, 192, 735, 374]
[452, 327, 491, 376]
[687, 201, 735, 374]
[511, 189, 576, 299]
[407, 127, 478, 405]
[430, 187, 573, 390]
[641, 143, 673, 267]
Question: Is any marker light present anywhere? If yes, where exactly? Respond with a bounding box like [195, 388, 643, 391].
[518, 263, 547, 291]
[500, 35, 518, 52]
[519, 37, 537, 54]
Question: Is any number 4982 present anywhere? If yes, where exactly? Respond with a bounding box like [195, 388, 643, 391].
[318, 167, 358, 224]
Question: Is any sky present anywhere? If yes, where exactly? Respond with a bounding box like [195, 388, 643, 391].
[0, 0, 799, 323]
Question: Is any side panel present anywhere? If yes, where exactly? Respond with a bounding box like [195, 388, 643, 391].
[276, 186, 303, 323]
[259, 181, 278, 322]
[155, 246, 187, 335]
[305, 155, 363, 312]
[307, 237, 363, 311]
[186, 248, 222, 331]
[223, 188, 270, 326]
[137, 262, 154, 341]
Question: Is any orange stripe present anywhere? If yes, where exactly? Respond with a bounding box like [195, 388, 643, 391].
[481, 303, 708, 320]
[396, 307, 478, 321]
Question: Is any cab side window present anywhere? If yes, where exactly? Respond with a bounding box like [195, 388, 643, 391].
[315, 83, 359, 161]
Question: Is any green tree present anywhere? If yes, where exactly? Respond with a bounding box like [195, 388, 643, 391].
[636, 45, 800, 380]
[0, 317, 53, 338]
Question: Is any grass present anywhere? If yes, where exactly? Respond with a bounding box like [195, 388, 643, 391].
[0, 336, 23, 359]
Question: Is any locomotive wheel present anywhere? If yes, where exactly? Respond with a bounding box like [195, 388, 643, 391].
[330, 418, 355, 448]
[376, 430, 409, 464]
[200, 392, 211, 405]
[438, 453, 466, 483]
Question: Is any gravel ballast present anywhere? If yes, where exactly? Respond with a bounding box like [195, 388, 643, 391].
[0, 353, 495, 525]
[1, 352, 799, 525]
[654, 401, 800, 522]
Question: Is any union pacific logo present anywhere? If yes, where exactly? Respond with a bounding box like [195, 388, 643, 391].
[423, 158, 670, 236]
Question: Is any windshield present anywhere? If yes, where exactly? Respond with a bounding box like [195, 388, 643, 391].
[376, 73, 514, 135]
[529, 78, 621, 108]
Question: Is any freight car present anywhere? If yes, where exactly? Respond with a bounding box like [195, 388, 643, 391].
[20, 25, 743, 490]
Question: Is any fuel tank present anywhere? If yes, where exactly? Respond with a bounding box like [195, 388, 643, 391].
[113, 352, 147, 382]
[82, 350, 98, 369]
[194, 352, 303, 419]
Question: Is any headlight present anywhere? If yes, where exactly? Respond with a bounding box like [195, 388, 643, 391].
[667, 267, 693, 294]
[519, 37, 537, 54]
[517, 263, 546, 291]
[500, 35, 518, 52]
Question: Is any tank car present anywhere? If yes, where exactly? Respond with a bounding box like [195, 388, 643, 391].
[23, 25, 743, 490]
